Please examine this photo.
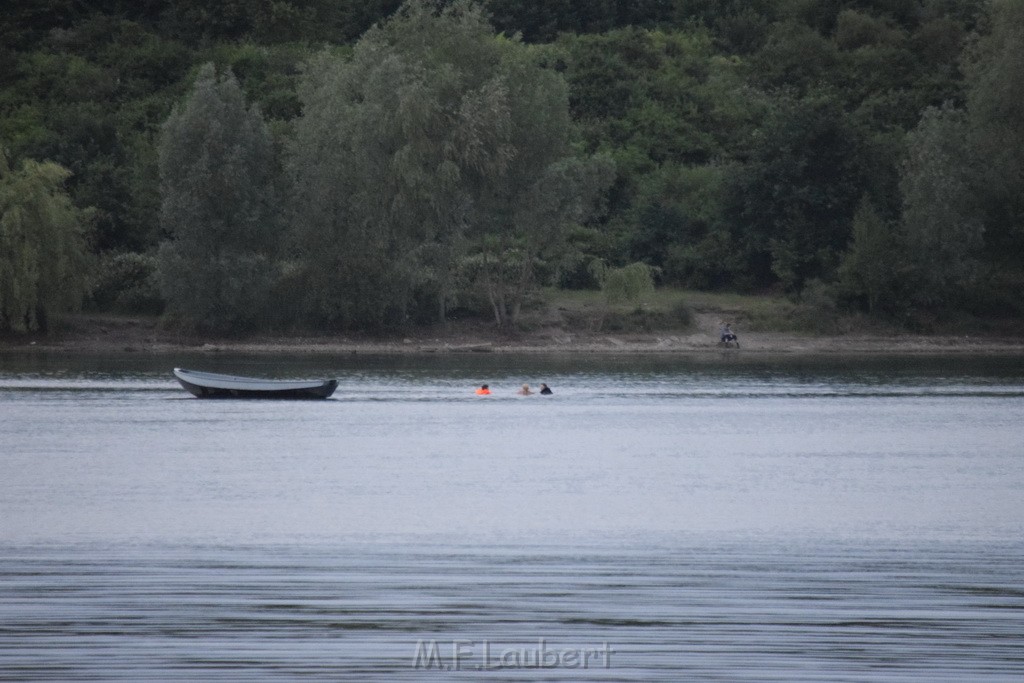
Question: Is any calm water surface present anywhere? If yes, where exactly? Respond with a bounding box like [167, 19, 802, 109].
[1, 352, 1023, 680]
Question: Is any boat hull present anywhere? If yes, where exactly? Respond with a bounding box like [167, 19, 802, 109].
[173, 368, 338, 399]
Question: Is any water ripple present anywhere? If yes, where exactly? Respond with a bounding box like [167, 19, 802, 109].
[1, 542, 1023, 681]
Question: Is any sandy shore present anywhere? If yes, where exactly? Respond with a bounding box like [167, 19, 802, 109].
[3, 314, 1022, 356]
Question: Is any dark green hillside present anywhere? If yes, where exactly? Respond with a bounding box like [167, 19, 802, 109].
[2, 0, 1020, 334]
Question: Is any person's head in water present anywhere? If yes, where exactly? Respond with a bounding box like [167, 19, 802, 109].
[539, 383, 552, 395]
[518, 383, 532, 395]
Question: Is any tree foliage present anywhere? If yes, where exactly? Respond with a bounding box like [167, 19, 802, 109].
[0, 151, 92, 332]
[288, 1, 505, 329]
[3, 0, 1022, 331]
[727, 96, 868, 292]
[964, 0, 1024, 265]
[157, 64, 279, 331]
[837, 197, 907, 315]
[590, 260, 655, 304]
[899, 103, 983, 306]
[288, 0, 612, 330]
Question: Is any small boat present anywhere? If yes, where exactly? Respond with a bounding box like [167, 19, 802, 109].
[173, 368, 338, 399]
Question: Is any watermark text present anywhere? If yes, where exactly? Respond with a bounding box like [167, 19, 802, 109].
[412, 639, 613, 671]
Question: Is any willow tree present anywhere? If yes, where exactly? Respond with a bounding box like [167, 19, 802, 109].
[288, 0, 612, 329]
[157, 64, 278, 331]
[0, 151, 91, 332]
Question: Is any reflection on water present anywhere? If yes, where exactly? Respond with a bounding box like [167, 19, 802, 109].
[2, 352, 1023, 680]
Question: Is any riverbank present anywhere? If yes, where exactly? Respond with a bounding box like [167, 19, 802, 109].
[3, 313, 1023, 356]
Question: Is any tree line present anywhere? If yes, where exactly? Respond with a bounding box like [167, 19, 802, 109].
[1, 0, 1021, 333]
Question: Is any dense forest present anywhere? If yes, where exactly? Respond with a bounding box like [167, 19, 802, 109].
[1, 0, 1021, 333]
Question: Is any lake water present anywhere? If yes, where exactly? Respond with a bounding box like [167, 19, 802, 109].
[2, 352, 1023, 680]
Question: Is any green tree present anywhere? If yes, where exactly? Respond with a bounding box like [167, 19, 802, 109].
[837, 197, 907, 314]
[587, 259, 655, 331]
[468, 152, 615, 327]
[673, 0, 778, 54]
[555, 26, 755, 263]
[899, 103, 982, 307]
[157, 63, 279, 331]
[1, 20, 192, 253]
[750, 20, 840, 97]
[589, 259, 655, 304]
[964, 0, 1024, 267]
[726, 96, 868, 292]
[288, 0, 504, 330]
[633, 163, 736, 289]
[0, 151, 92, 332]
[465, 31, 615, 327]
[289, 0, 612, 330]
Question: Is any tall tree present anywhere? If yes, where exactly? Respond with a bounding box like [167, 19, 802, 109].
[157, 63, 278, 331]
[464, 39, 614, 328]
[288, 0, 612, 330]
[288, 1, 499, 330]
[727, 96, 867, 292]
[899, 103, 982, 306]
[0, 151, 92, 332]
[838, 197, 907, 315]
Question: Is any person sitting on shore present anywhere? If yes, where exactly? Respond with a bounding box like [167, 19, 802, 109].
[475, 384, 491, 395]
[539, 383, 553, 395]
[719, 322, 739, 347]
[517, 383, 533, 395]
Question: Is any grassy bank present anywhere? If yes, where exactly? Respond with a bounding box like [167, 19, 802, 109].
[525, 287, 864, 337]
[526, 288, 1024, 338]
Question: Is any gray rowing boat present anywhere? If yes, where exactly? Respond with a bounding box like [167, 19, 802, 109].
[173, 368, 339, 399]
